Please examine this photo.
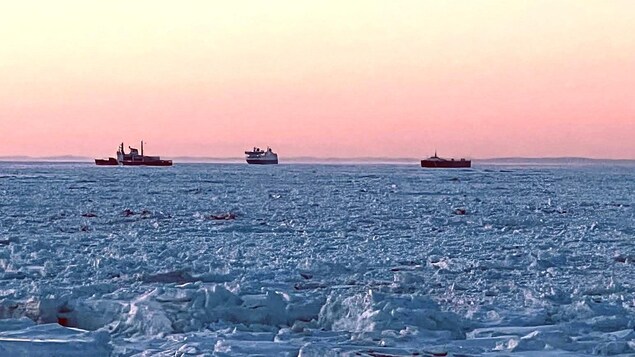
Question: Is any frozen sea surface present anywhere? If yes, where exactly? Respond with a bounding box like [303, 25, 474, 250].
[0, 162, 634, 356]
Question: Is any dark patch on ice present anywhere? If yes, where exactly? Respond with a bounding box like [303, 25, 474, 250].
[141, 270, 196, 284]
[538, 207, 568, 214]
[294, 282, 328, 291]
[300, 272, 313, 280]
[57, 316, 71, 327]
[208, 212, 237, 220]
[0, 236, 18, 245]
[121, 208, 164, 219]
[81, 212, 97, 218]
[180, 187, 202, 194]
[140, 270, 232, 284]
[361, 351, 451, 357]
[389, 264, 422, 272]
[453, 208, 467, 215]
[68, 186, 88, 190]
[613, 255, 633, 264]
[1, 271, 27, 280]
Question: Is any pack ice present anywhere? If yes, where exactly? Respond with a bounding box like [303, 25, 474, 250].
[0, 162, 634, 356]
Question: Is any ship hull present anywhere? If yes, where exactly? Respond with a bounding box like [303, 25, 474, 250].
[121, 160, 173, 166]
[421, 160, 471, 168]
[95, 158, 118, 166]
[246, 159, 278, 165]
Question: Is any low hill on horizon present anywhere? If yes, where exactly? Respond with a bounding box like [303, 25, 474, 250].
[477, 157, 635, 165]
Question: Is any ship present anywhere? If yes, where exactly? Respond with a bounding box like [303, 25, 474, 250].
[245, 147, 278, 165]
[94, 157, 118, 166]
[94, 141, 173, 166]
[421, 151, 471, 168]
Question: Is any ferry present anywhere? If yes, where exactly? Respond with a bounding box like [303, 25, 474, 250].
[95, 142, 172, 166]
[421, 151, 471, 168]
[245, 147, 278, 165]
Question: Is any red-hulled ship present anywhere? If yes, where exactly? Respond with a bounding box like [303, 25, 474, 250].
[95, 142, 172, 166]
[421, 151, 471, 168]
[94, 157, 118, 166]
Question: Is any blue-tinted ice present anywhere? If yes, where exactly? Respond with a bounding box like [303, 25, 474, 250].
[0, 162, 633, 356]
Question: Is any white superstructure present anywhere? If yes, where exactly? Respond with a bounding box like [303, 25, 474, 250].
[245, 147, 278, 165]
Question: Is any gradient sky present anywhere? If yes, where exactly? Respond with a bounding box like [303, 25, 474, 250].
[1, 0, 634, 159]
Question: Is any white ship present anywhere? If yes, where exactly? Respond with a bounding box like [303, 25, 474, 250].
[245, 147, 278, 165]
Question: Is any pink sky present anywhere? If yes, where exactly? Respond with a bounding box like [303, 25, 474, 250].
[1, 0, 634, 159]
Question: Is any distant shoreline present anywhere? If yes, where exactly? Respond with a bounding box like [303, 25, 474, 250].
[0, 156, 633, 165]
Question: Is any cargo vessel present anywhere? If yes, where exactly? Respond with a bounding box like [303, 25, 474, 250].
[421, 151, 471, 168]
[95, 142, 172, 166]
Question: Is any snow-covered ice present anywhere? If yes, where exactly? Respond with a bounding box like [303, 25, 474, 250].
[0, 162, 633, 356]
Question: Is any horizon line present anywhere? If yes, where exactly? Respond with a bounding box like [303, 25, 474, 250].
[1, 155, 634, 164]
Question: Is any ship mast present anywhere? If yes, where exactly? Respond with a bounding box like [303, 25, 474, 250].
[141, 141, 144, 156]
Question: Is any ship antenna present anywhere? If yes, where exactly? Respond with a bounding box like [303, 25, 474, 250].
[141, 140, 144, 156]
